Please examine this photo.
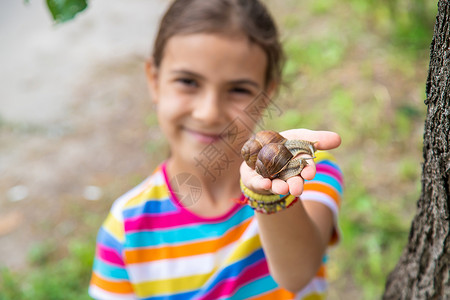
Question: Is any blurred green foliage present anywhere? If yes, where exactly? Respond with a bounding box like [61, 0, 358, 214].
[270, 0, 435, 298]
[347, 0, 435, 53]
[45, 0, 88, 23]
[0, 238, 95, 300]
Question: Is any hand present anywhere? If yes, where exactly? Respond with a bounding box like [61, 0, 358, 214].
[240, 129, 341, 197]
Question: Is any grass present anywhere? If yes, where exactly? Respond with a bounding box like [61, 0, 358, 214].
[0, 0, 437, 299]
[0, 238, 95, 300]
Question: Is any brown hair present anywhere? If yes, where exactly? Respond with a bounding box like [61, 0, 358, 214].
[152, 0, 285, 87]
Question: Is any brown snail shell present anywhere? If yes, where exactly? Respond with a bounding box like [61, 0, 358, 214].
[241, 139, 262, 169]
[254, 130, 286, 145]
[241, 130, 287, 169]
[255, 143, 293, 179]
[271, 140, 316, 180]
[242, 130, 317, 180]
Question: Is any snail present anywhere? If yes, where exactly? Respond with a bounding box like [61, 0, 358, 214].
[241, 130, 316, 180]
[241, 130, 287, 169]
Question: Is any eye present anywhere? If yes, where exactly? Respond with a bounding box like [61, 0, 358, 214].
[230, 86, 252, 95]
[176, 78, 198, 87]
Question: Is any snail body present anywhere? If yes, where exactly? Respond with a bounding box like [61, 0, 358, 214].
[241, 131, 316, 180]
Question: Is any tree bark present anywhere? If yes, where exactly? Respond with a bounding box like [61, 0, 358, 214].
[383, 1, 450, 299]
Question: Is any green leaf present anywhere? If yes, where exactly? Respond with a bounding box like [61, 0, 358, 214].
[46, 0, 88, 23]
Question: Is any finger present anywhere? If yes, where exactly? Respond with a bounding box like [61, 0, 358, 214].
[250, 176, 272, 191]
[240, 161, 259, 184]
[280, 129, 341, 150]
[286, 176, 304, 196]
[271, 179, 290, 195]
[240, 161, 275, 192]
[313, 131, 341, 150]
[299, 157, 316, 180]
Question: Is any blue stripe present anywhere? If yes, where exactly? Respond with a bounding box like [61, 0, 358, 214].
[142, 249, 267, 300]
[311, 173, 343, 194]
[229, 275, 278, 299]
[199, 248, 266, 295]
[122, 198, 178, 218]
[93, 258, 129, 280]
[97, 227, 123, 251]
[125, 207, 254, 247]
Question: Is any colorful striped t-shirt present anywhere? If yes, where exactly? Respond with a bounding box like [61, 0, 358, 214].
[89, 151, 343, 300]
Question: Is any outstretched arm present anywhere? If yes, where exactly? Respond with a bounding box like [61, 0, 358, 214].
[240, 129, 342, 293]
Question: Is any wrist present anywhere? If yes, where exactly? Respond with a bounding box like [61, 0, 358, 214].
[239, 179, 298, 214]
[239, 179, 286, 200]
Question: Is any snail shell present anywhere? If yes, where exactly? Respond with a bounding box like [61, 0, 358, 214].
[241, 130, 317, 180]
[254, 130, 287, 145]
[241, 130, 286, 169]
[267, 140, 316, 180]
[255, 143, 293, 179]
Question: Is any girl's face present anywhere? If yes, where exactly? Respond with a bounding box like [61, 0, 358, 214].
[147, 33, 271, 169]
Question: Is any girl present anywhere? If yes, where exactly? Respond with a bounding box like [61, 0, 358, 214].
[89, 0, 343, 299]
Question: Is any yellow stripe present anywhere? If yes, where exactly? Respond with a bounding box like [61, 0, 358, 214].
[134, 272, 214, 297]
[224, 234, 262, 265]
[123, 184, 170, 209]
[103, 213, 124, 242]
[90, 272, 134, 294]
[303, 292, 325, 300]
[314, 151, 336, 164]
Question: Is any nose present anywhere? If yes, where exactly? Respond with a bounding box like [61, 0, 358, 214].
[192, 90, 223, 125]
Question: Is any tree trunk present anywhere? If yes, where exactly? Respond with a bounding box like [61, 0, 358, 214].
[383, 1, 450, 299]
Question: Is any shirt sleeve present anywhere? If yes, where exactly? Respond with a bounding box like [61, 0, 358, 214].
[301, 151, 344, 245]
[89, 212, 136, 300]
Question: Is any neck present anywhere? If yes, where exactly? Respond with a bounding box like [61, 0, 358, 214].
[166, 156, 242, 216]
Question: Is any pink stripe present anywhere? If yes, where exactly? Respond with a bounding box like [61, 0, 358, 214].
[97, 244, 125, 266]
[316, 164, 343, 184]
[199, 260, 269, 300]
[161, 161, 242, 223]
[123, 162, 245, 232]
[124, 211, 203, 231]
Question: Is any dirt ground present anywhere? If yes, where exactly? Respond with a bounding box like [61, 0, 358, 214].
[0, 0, 168, 270]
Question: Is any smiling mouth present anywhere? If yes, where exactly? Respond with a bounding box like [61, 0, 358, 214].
[184, 128, 223, 144]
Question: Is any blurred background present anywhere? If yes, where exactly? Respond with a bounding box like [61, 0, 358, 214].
[0, 0, 437, 299]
